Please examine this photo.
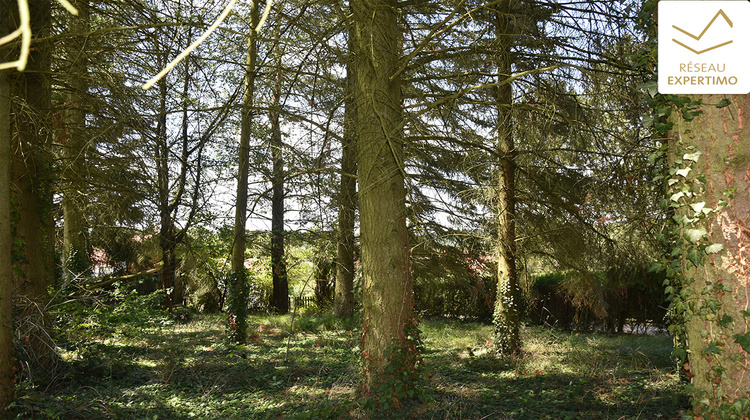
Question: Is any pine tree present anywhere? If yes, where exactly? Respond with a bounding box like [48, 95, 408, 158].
[352, 0, 418, 397]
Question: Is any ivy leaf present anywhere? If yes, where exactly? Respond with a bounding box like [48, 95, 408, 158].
[673, 346, 687, 361]
[673, 214, 688, 225]
[717, 314, 733, 328]
[638, 81, 658, 97]
[648, 262, 664, 273]
[705, 244, 724, 254]
[655, 121, 673, 133]
[642, 115, 654, 128]
[675, 168, 692, 177]
[682, 109, 702, 121]
[716, 98, 731, 108]
[683, 151, 702, 162]
[691, 202, 705, 213]
[703, 341, 722, 356]
[647, 151, 662, 165]
[685, 228, 707, 243]
[734, 332, 750, 353]
[741, 310, 750, 318]
[686, 248, 703, 267]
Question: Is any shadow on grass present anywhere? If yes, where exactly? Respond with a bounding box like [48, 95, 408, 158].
[13, 315, 689, 419]
[420, 324, 690, 419]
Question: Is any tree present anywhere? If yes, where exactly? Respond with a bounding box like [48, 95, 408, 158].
[9, 0, 58, 375]
[0, 3, 14, 410]
[269, 27, 288, 314]
[492, 0, 520, 356]
[671, 95, 750, 417]
[125, 0, 235, 311]
[230, 0, 260, 343]
[334, 26, 357, 318]
[395, 0, 647, 337]
[59, 0, 91, 283]
[351, 0, 418, 397]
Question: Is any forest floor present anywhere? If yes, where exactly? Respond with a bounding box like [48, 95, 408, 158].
[11, 299, 689, 419]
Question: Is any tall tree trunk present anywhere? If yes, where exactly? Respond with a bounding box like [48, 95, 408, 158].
[9, 0, 57, 373]
[269, 35, 288, 314]
[334, 31, 357, 318]
[492, 0, 520, 357]
[154, 74, 176, 311]
[676, 94, 750, 416]
[229, 1, 259, 342]
[0, 4, 14, 410]
[351, 0, 416, 396]
[231, 1, 260, 282]
[61, 0, 90, 282]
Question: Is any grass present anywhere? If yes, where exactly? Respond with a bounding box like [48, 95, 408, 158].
[11, 309, 689, 419]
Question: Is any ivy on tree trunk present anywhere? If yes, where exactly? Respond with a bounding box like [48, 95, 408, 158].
[351, 0, 419, 401]
[672, 94, 750, 417]
[493, 0, 521, 357]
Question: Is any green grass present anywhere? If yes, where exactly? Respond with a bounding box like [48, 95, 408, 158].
[11, 311, 689, 419]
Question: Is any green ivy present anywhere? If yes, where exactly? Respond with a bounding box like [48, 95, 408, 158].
[225, 270, 249, 344]
[636, 1, 750, 417]
[360, 315, 431, 414]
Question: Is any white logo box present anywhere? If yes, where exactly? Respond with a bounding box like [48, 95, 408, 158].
[658, 0, 750, 94]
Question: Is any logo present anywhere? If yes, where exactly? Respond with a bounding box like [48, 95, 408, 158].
[672, 9, 733, 54]
[658, 1, 750, 94]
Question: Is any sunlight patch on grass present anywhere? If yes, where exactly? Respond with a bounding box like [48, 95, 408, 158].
[19, 313, 688, 419]
[135, 357, 158, 368]
[285, 383, 327, 398]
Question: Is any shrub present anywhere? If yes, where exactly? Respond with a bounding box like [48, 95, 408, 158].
[528, 267, 667, 332]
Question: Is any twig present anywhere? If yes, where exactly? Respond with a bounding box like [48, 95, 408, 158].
[142, 0, 238, 90]
[142, 0, 275, 90]
[0, 0, 78, 71]
[0, 0, 31, 71]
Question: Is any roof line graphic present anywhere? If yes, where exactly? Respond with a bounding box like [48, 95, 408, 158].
[672, 9, 733, 40]
[672, 39, 733, 55]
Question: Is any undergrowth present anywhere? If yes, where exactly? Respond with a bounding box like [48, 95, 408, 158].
[9, 301, 689, 419]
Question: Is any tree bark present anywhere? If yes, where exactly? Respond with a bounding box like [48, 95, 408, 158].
[314, 253, 332, 307]
[228, 2, 259, 342]
[154, 73, 176, 311]
[677, 94, 750, 415]
[334, 29, 357, 318]
[351, 0, 416, 395]
[61, 0, 90, 282]
[269, 32, 288, 314]
[493, 0, 521, 357]
[231, 0, 259, 283]
[9, 0, 57, 373]
[0, 4, 14, 410]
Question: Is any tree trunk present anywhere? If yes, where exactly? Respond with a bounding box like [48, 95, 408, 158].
[61, 0, 90, 282]
[154, 74, 175, 311]
[676, 94, 750, 416]
[314, 252, 332, 307]
[351, 0, 416, 396]
[9, 0, 57, 375]
[269, 37, 288, 314]
[334, 31, 357, 318]
[228, 3, 259, 343]
[493, 0, 521, 357]
[231, 0, 259, 285]
[0, 5, 14, 409]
